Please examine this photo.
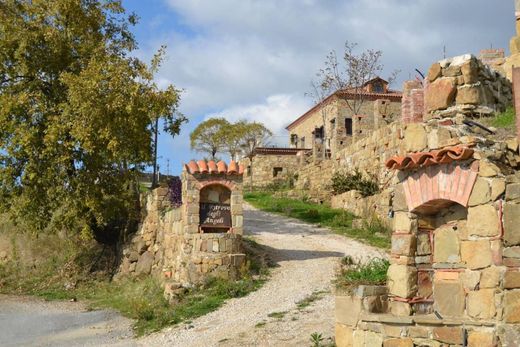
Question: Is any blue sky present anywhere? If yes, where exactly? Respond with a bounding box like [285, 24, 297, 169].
[122, 0, 514, 175]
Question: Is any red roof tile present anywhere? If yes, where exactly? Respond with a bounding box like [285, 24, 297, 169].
[385, 146, 474, 171]
[184, 160, 244, 175]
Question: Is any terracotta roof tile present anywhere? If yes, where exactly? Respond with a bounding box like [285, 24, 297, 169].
[185, 160, 244, 175]
[385, 146, 474, 171]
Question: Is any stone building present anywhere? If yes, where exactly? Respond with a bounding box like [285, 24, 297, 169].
[286, 77, 402, 159]
[239, 147, 309, 189]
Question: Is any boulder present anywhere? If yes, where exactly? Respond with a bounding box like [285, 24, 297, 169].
[425, 77, 457, 112]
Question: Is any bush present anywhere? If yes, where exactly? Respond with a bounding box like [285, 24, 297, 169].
[336, 258, 389, 290]
[331, 170, 379, 197]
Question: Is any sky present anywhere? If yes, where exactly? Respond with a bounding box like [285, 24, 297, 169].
[122, 0, 515, 175]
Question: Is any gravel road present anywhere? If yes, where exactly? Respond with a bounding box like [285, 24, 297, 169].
[0, 203, 385, 347]
[139, 204, 385, 347]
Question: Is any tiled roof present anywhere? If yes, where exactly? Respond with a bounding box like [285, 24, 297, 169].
[253, 147, 311, 155]
[185, 160, 244, 175]
[385, 146, 474, 171]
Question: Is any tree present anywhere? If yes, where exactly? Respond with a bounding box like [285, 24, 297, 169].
[0, 0, 184, 242]
[190, 118, 230, 160]
[240, 122, 272, 189]
[307, 41, 398, 159]
[221, 120, 248, 161]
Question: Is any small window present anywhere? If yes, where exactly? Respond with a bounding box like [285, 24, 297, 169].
[273, 167, 283, 177]
[373, 82, 384, 93]
[247, 165, 252, 175]
[345, 118, 353, 136]
[300, 137, 306, 148]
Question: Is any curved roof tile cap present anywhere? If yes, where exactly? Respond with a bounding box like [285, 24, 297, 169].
[385, 146, 474, 170]
[184, 160, 244, 175]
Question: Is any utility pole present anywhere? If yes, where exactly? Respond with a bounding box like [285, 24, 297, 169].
[151, 117, 159, 188]
[166, 159, 170, 177]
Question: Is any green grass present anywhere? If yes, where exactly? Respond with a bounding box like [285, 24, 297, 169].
[489, 107, 516, 129]
[336, 257, 389, 290]
[244, 192, 390, 248]
[295, 290, 327, 310]
[267, 311, 287, 319]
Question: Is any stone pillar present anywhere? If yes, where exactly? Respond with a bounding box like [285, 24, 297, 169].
[514, 67, 520, 147]
[401, 80, 424, 124]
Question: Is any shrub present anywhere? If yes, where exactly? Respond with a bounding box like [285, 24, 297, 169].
[336, 258, 389, 290]
[167, 176, 182, 208]
[331, 170, 379, 197]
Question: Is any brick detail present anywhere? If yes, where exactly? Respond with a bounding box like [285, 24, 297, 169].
[401, 80, 424, 124]
[513, 67, 520, 147]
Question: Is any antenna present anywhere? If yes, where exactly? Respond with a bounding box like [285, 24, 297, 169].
[443, 46, 446, 59]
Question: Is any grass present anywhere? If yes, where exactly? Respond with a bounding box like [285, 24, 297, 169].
[335, 257, 389, 291]
[267, 311, 287, 319]
[295, 290, 327, 310]
[484, 106, 516, 129]
[244, 191, 390, 248]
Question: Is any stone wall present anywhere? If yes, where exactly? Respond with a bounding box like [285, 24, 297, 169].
[116, 162, 246, 300]
[240, 152, 301, 188]
[425, 55, 512, 120]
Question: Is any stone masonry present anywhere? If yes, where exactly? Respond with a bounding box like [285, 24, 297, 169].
[116, 161, 246, 301]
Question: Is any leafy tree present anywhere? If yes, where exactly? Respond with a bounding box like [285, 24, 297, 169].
[190, 118, 230, 160]
[221, 120, 249, 161]
[0, 0, 184, 242]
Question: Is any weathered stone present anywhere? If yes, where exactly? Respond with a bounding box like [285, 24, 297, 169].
[480, 266, 503, 288]
[479, 160, 500, 177]
[404, 124, 427, 152]
[365, 331, 383, 347]
[128, 251, 139, 262]
[490, 178, 506, 201]
[468, 178, 490, 206]
[433, 225, 460, 263]
[389, 301, 411, 316]
[392, 234, 416, 256]
[444, 64, 462, 77]
[433, 326, 463, 344]
[504, 289, 520, 323]
[425, 77, 457, 112]
[461, 240, 493, 269]
[335, 323, 353, 347]
[135, 251, 154, 275]
[408, 326, 429, 338]
[506, 183, 520, 201]
[383, 338, 413, 347]
[393, 212, 417, 233]
[460, 270, 481, 291]
[416, 233, 431, 256]
[504, 203, 520, 246]
[433, 280, 465, 317]
[427, 127, 453, 150]
[392, 185, 407, 212]
[336, 295, 362, 326]
[461, 59, 479, 84]
[504, 271, 520, 289]
[383, 325, 404, 338]
[497, 324, 520, 347]
[353, 329, 366, 347]
[456, 86, 483, 105]
[504, 247, 520, 258]
[387, 265, 417, 298]
[468, 331, 495, 347]
[428, 63, 442, 82]
[467, 205, 499, 237]
[506, 137, 519, 152]
[467, 289, 496, 319]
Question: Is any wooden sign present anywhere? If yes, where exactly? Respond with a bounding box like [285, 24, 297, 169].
[200, 203, 231, 228]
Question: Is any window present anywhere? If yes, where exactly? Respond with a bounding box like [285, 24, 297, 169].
[314, 126, 324, 139]
[273, 167, 283, 177]
[373, 82, 384, 93]
[300, 137, 306, 148]
[290, 134, 298, 147]
[345, 118, 353, 136]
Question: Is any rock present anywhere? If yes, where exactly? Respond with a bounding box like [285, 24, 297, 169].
[506, 138, 519, 152]
[506, 183, 520, 201]
[335, 323, 353, 347]
[479, 160, 500, 177]
[135, 251, 154, 275]
[427, 127, 452, 149]
[456, 86, 484, 105]
[428, 63, 442, 82]
[504, 289, 520, 323]
[393, 212, 417, 233]
[444, 64, 462, 77]
[504, 271, 520, 289]
[335, 295, 362, 326]
[389, 301, 411, 316]
[425, 77, 457, 112]
[467, 205, 499, 237]
[408, 326, 429, 338]
[433, 327, 463, 344]
[404, 124, 427, 152]
[490, 178, 506, 200]
[365, 331, 384, 347]
[433, 225, 460, 263]
[433, 280, 465, 317]
[467, 289, 496, 319]
[480, 266, 503, 288]
[504, 246, 520, 258]
[392, 185, 407, 212]
[461, 240, 492, 269]
[460, 270, 481, 291]
[128, 251, 139, 262]
[387, 265, 417, 298]
[504, 203, 520, 246]
[416, 233, 431, 256]
[461, 59, 479, 84]
[468, 178, 491, 206]
[468, 331, 495, 347]
[392, 234, 416, 256]
[383, 338, 413, 347]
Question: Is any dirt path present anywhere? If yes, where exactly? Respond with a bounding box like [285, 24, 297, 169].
[140, 204, 385, 347]
[0, 295, 134, 347]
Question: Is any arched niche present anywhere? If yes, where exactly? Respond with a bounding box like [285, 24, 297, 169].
[199, 184, 232, 233]
[410, 200, 468, 316]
